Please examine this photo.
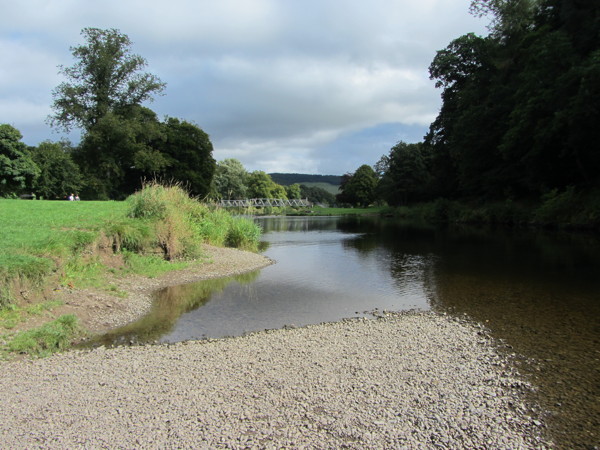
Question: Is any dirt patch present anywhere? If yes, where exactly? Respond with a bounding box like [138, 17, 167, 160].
[8, 245, 273, 336]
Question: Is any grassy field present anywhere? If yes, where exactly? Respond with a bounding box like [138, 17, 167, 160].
[0, 186, 263, 357]
[0, 200, 128, 304]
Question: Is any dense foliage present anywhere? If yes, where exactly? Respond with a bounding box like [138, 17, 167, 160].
[0, 28, 216, 201]
[336, 165, 378, 207]
[0, 125, 39, 197]
[339, 0, 600, 226]
[424, 0, 599, 201]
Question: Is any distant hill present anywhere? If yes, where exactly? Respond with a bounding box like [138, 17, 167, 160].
[269, 173, 342, 187]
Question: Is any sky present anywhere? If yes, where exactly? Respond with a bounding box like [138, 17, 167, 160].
[0, 0, 488, 175]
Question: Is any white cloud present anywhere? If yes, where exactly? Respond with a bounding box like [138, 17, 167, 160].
[0, 0, 487, 173]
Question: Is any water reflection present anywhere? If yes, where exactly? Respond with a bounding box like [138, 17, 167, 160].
[80, 271, 261, 348]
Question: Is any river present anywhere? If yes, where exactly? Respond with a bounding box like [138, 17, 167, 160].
[92, 215, 600, 448]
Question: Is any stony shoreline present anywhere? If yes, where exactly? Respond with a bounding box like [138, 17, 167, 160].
[0, 316, 550, 448]
[0, 246, 552, 448]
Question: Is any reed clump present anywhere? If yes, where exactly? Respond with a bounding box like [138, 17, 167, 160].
[126, 182, 262, 258]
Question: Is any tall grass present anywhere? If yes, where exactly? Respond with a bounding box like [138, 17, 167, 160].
[127, 182, 262, 255]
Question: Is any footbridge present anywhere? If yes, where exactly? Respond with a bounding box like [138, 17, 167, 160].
[217, 198, 312, 208]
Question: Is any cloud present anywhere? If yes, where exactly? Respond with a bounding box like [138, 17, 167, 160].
[0, 0, 487, 174]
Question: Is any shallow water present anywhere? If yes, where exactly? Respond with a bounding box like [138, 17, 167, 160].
[91, 216, 600, 448]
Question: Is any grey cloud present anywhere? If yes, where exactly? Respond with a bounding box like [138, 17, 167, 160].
[0, 0, 487, 173]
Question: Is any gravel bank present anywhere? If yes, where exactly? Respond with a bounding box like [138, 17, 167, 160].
[0, 312, 550, 448]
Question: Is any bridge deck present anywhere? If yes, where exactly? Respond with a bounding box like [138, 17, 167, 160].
[217, 198, 312, 208]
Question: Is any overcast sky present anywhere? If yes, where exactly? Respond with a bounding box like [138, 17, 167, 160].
[0, 0, 487, 175]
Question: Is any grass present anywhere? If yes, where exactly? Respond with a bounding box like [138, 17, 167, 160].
[3, 314, 83, 358]
[0, 199, 126, 307]
[0, 184, 263, 357]
[119, 251, 191, 278]
[0, 300, 64, 330]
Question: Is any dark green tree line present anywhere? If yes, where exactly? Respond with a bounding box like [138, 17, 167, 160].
[424, 0, 600, 201]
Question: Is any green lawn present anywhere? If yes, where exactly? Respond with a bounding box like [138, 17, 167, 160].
[0, 199, 126, 253]
[0, 200, 128, 301]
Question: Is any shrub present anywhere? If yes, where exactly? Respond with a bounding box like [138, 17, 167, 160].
[125, 183, 262, 259]
[534, 187, 578, 226]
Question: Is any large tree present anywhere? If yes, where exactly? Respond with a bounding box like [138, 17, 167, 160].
[74, 106, 166, 199]
[337, 165, 378, 207]
[49, 28, 167, 199]
[246, 171, 287, 199]
[49, 28, 166, 132]
[377, 142, 432, 205]
[426, 0, 600, 201]
[0, 124, 39, 197]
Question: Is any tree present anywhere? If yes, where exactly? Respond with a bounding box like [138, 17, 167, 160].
[470, 0, 538, 38]
[378, 142, 432, 205]
[29, 141, 82, 199]
[212, 158, 248, 199]
[336, 165, 378, 207]
[49, 28, 167, 199]
[285, 183, 301, 199]
[0, 124, 39, 197]
[247, 171, 287, 199]
[426, 0, 600, 201]
[74, 106, 166, 199]
[159, 118, 216, 198]
[50, 28, 165, 132]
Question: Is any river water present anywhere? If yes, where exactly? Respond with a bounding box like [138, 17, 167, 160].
[92, 215, 600, 448]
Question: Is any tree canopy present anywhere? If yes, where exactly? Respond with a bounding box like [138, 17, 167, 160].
[423, 0, 600, 201]
[0, 124, 39, 197]
[212, 158, 249, 200]
[40, 28, 216, 200]
[29, 141, 82, 200]
[50, 28, 166, 132]
[337, 165, 378, 207]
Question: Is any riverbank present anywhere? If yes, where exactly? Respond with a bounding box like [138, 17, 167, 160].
[0, 311, 550, 448]
[39, 244, 274, 335]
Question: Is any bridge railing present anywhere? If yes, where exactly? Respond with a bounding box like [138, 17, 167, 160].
[217, 198, 312, 208]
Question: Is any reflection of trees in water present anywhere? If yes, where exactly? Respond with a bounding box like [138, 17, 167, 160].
[423, 235, 600, 449]
[258, 216, 339, 233]
[82, 270, 261, 347]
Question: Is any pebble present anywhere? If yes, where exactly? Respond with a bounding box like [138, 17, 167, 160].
[0, 311, 550, 448]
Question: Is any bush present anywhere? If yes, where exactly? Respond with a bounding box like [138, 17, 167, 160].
[534, 187, 578, 226]
[125, 183, 262, 259]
